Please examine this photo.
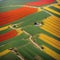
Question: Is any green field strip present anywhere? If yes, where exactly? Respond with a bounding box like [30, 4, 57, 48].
[0, 6, 22, 12]
[23, 46, 38, 57]
[0, 39, 29, 52]
[0, 52, 20, 60]
[0, 0, 37, 6]
[18, 47, 33, 60]
[20, 47, 35, 60]
[43, 6, 60, 15]
[0, 35, 29, 52]
[47, 12, 60, 17]
[33, 36, 60, 54]
[43, 11, 60, 17]
[20, 11, 50, 27]
[23, 26, 41, 35]
[51, 4, 60, 9]
[41, 29, 60, 41]
[49, 6, 60, 12]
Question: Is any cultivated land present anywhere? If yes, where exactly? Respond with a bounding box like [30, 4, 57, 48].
[0, 0, 60, 60]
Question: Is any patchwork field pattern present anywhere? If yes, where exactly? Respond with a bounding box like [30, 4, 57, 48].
[0, 0, 60, 60]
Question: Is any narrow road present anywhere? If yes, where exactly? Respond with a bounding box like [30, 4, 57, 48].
[11, 49, 25, 60]
[23, 30, 43, 51]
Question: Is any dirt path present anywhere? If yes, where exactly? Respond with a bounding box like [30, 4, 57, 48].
[11, 49, 25, 60]
[23, 30, 42, 51]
